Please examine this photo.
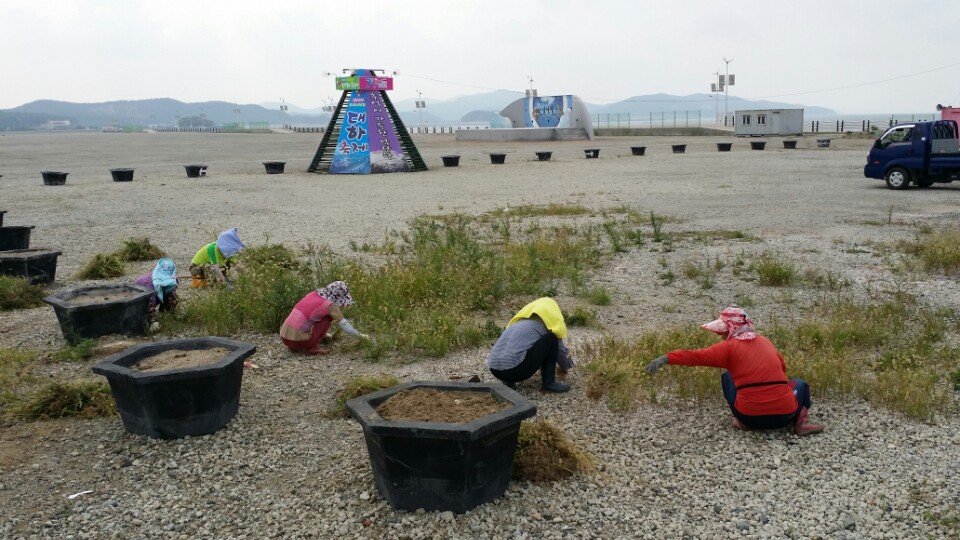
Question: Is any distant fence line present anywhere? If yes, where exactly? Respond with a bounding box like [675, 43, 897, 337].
[596, 111, 703, 129]
[281, 124, 490, 134]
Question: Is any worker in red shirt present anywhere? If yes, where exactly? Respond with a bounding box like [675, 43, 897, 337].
[645, 307, 824, 436]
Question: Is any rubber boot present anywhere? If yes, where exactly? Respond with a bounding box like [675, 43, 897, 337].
[792, 407, 824, 436]
[540, 363, 570, 393]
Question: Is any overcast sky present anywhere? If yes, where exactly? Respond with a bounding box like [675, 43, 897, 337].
[2, 0, 958, 114]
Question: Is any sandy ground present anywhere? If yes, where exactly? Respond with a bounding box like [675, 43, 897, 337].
[2, 130, 960, 538]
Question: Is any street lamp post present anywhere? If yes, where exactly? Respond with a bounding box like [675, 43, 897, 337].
[723, 57, 735, 126]
[416, 89, 425, 133]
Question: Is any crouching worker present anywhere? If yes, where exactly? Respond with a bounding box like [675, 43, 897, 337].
[486, 298, 575, 393]
[190, 227, 246, 286]
[279, 281, 372, 355]
[645, 307, 824, 436]
[133, 257, 178, 332]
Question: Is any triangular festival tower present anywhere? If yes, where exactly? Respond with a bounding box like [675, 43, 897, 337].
[308, 69, 427, 174]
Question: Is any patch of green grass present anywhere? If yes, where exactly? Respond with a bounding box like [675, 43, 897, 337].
[10, 380, 116, 420]
[896, 228, 960, 274]
[755, 253, 798, 286]
[650, 212, 666, 243]
[0, 348, 39, 415]
[658, 271, 676, 285]
[114, 237, 164, 262]
[0, 275, 46, 311]
[74, 254, 125, 280]
[484, 204, 592, 219]
[326, 374, 400, 417]
[50, 339, 97, 362]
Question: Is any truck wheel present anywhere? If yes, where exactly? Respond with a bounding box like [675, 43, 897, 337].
[885, 167, 911, 190]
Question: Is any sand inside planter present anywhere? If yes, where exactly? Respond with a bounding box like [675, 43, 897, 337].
[64, 290, 141, 306]
[375, 388, 508, 423]
[133, 347, 232, 372]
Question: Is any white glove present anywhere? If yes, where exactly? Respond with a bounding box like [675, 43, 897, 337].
[149, 321, 160, 332]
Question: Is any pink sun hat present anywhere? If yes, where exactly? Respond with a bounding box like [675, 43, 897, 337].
[702, 307, 757, 341]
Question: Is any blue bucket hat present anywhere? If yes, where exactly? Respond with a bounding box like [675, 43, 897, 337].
[151, 258, 177, 301]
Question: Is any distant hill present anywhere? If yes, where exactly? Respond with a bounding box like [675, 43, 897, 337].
[3, 98, 320, 130]
[2, 92, 835, 131]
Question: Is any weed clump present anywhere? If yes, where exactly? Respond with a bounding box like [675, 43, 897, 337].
[0, 275, 45, 311]
[755, 253, 798, 286]
[513, 418, 597, 482]
[115, 237, 164, 262]
[11, 380, 116, 420]
[50, 339, 97, 362]
[326, 374, 400, 417]
[75, 254, 125, 280]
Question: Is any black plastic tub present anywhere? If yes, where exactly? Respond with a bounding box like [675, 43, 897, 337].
[489, 153, 506, 164]
[92, 337, 256, 439]
[716, 143, 733, 152]
[0, 225, 33, 251]
[535, 151, 552, 161]
[263, 161, 286, 174]
[110, 168, 135, 182]
[783, 140, 798, 149]
[672, 144, 687, 154]
[441, 155, 460, 167]
[346, 381, 537, 513]
[41, 171, 68, 185]
[584, 149, 600, 158]
[0, 210, 5, 226]
[184, 164, 208, 178]
[0, 249, 61, 285]
[45, 284, 155, 344]
[630, 146, 646, 156]
[750, 141, 767, 150]
[817, 139, 831, 148]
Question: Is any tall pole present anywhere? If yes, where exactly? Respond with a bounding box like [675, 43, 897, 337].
[723, 57, 733, 124]
[417, 89, 423, 133]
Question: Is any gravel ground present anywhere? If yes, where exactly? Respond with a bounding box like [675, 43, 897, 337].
[2, 131, 960, 539]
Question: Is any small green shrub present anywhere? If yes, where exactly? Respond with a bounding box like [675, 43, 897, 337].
[755, 254, 798, 286]
[0, 275, 45, 311]
[114, 237, 164, 262]
[74, 254, 125, 280]
[585, 286, 612, 306]
[897, 228, 960, 275]
[564, 306, 596, 327]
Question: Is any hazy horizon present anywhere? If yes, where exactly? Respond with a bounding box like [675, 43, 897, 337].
[2, 0, 958, 115]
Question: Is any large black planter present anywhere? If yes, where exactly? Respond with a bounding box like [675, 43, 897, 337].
[783, 140, 798, 149]
[346, 381, 537, 513]
[584, 148, 600, 159]
[184, 164, 208, 178]
[0, 210, 6, 226]
[41, 171, 68, 185]
[716, 143, 733, 152]
[489, 153, 506, 164]
[92, 337, 256, 439]
[630, 146, 646, 156]
[0, 225, 33, 251]
[535, 151, 552, 161]
[110, 168, 135, 182]
[263, 161, 286, 174]
[672, 144, 687, 154]
[750, 141, 767, 151]
[441, 155, 460, 167]
[0, 249, 61, 284]
[44, 284, 155, 345]
[817, 139, 831, 148]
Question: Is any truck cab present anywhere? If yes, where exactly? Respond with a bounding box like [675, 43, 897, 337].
[864, 120, 960, 189]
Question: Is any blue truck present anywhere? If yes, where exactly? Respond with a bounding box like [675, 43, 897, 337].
[863, 120, 960, 189]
